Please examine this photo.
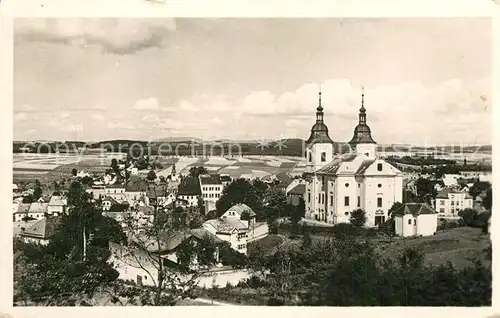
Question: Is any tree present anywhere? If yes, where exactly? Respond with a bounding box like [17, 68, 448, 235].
[458, 208, 478, 227]
[469, 181, 491, 200]
[219, 243, 247, 268]
[147, 170, 157, 182]
[264, 186, 287, 219]
[415, 178, 437, 204]
[349, 209, 367, 228]
[196, 235, 218, 267]
[216, 179, 260, 217]
[72, 168, 78, 176]
[189, 166, 208, 179]
[483, 187, 492, 211]
[115, 191, 199, 306]
[13, 180, 126, 306]
[33, 180, 43, 201]
[379, 218, 396, 243]
[388, 202, 404, 218]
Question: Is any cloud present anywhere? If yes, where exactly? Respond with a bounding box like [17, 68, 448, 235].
[92, 113, 106, 121]
[16, 104, 35, 112]
[106, 121, 135, 130]
[14, 113, 28, 121]
[15, 18, 176, 55]
[142, 114, 160, 123]
[134, 97, 160, 110]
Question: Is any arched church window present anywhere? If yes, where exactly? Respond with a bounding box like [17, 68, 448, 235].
[378, 184, 382, 188]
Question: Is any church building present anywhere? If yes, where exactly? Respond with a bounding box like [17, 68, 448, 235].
[303, 89, 403, 227]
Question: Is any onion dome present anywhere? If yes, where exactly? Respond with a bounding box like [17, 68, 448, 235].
[306, 91, 334, 146]
[349, 88, 376, 145]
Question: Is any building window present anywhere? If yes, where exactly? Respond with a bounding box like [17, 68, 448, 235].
[345, 211, 349, 216]
[377, 198, 382, 208]
[330, 195, 333, 205]
[408, 219, 412, 225]
[377, 184, 382, 188]
[365, 153, 369, 156]
[344, 196, 349, 206]
[440, 208, 445, 213]
[414, 219, 417, 225]
[321, 152, 326, 162]
[440, 200, 445, 206]
[345, 183, 349, 187]
[377, 163, 383, 171]
[357, 196, 361, 207]
[308, 192, 311, 202]
[358, 183, 360, 188]
[308, 153, 312, 162]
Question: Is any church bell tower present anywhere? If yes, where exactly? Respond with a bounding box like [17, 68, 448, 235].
[305, 90, 334, 173]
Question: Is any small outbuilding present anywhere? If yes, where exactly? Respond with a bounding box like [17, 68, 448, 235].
[393, 203, 437, 237]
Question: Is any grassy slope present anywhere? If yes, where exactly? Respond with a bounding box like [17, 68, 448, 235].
[376, 227, 490, 268]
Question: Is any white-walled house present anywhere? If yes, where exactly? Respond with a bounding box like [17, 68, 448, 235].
[435, 188, 473, 219]
[177, 177, 201, 207]
[48, 196, 68, 216]
[203, 217, 249, 256]
[199, 174, 224, 212]
[27, 202, 49, 220]
[393, 203, 437, 237]
[302, 91, 403, 227]
[13, 203, 31, 222]
[221, 203, 257, 230]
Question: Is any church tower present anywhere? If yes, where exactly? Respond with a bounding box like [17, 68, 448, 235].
[348, 87, 377, 158]
[305, 90, 334, 173]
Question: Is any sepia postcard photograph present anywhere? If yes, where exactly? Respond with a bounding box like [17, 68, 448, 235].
[9, 12, 494, 309]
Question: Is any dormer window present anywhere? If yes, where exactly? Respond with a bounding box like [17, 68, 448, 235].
[321, 152, 326, 162]
[377, 163, 382, 171]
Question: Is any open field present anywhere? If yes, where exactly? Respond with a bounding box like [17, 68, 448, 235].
[12, 152, 126, 182]
[13, 152, 306, 182]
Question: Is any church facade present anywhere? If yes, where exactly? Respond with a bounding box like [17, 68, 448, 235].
[303, 89, 403, 227]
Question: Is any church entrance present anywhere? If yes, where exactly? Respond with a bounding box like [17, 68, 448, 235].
[374, 216, 385, 226]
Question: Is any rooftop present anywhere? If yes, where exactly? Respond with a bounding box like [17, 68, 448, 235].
[177, 177, 201, 196]
[21, 217, 60, 239]
[48, 196, 67, 206]
[199, 174, 222, 185]
[436, 188, 473, 199]
[288, 183, 306, 195]
[226, 203, 256, 218]
[392, 203, 436, 217]
[28, 202, 49, 213]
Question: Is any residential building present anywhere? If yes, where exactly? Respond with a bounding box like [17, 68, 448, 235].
[303, 91, 403, 227]
[203, 217, 250, 256]
[105, 184, 126, 201]
[442, 174, 461, 187]
[48, 196, 68, 216]
[199, 174, 224, 212]
[109, 228, 225, 285]
[102, 195, 119, 212]
[221, 203, 257, 230]
[20, 217, 60, 245]
[27, 202, 49, 220]
[13, 203, 31, 222]
[435, 188, 473, 219]
[393, 203, 437, 237]
[177, 177, 201, 207]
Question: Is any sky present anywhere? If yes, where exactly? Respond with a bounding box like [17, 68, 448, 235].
[13, 18, 492, 145]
